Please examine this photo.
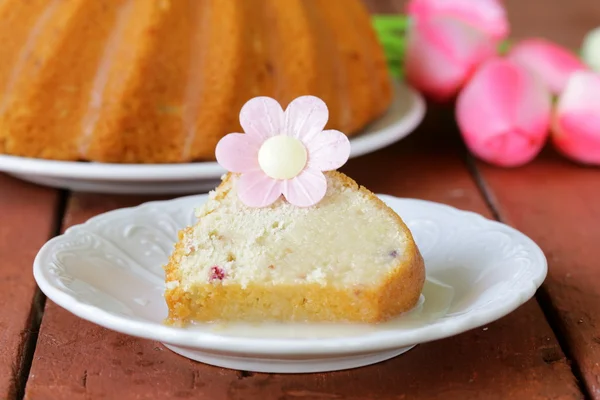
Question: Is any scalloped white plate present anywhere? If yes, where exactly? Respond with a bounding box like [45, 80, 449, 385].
[0, 81, 425, 195]
[33, 194, 547, 373]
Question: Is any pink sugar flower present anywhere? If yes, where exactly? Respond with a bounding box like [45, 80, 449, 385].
[215, 96, 351, 208]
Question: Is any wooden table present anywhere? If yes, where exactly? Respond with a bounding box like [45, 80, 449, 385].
[1, 0, 599, 398]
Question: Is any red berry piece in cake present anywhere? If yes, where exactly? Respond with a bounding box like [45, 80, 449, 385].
[209, 266, 226, 282]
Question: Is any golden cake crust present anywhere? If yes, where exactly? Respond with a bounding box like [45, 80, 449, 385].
[0, 0, 392, 163]
[163, 171, 425, 325]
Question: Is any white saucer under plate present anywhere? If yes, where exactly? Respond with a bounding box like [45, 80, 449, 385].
[0, 81, 425, 195]
[33, 194, 547, 374]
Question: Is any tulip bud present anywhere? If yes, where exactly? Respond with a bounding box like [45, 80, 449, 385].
[456, 58, 552, 167]
[405, 16, 496, 101]
[406, 0, 509, 41]
[552, 71, 600, 165]
[404, 0, 508, 101]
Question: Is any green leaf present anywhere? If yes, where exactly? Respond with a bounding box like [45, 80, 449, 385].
[372, 14, 410, 33]
[372, 14, 409, 80]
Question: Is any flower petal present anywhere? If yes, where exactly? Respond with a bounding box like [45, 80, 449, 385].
[405, 16, 496, 101]
[283, 96, 329, 142]
[407, 0, 509, 41]
[282, 168, 327, 208]
[456, 58, 551, 167]
[215, 133, 262, 173]
[507, 38, 586, 94]
[556, 71, 600, 115]
[237, 170, 283, 208]
[553, 113, 600, 164]
[306, 130, 350, 171]
[239, 97, 285, 141]
[553, 71, 600, 165]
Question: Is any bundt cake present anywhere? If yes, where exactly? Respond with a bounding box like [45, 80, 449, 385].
[0, 0, 392, 163]
[163, 94, 425, 325]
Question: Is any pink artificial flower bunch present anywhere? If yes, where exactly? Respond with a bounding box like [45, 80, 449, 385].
[404, 0, 600, 167]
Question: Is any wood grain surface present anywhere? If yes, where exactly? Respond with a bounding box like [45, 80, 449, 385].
[0, 175, 60, 399]
[24, 109, 582, 399]
[504, 0, 600, 49]
[476, 150, 600, 399]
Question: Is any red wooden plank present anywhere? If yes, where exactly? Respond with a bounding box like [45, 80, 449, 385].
[504, 0, 600, 48]
[0, 174, 60, 399]
[25, 111, 582, 399]
[475, 150, 600, 398]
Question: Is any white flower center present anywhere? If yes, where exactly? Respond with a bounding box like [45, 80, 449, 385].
[258, 135, 307, 180]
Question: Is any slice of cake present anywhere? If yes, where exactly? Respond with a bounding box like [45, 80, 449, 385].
[163, 94, 425, 325]
[164, 171, 425, 324]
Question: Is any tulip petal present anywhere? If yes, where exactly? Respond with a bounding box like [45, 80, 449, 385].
[405, 16, 496, 101]
[283, 96, 329, 142]
[554, 113, 600, 163]
[305, 130, 351, 171]
[553, 71, 600, 164]
[407, 0, 509, 41]
[508, 38, 586, 94]
[556, 71, 600, 115]
[456, 58, 552, 167]
[282, 167, 327, 208]
[215, 133, 262, 173]
[237, 170, 283, 208]
[239, 97, 285, 141]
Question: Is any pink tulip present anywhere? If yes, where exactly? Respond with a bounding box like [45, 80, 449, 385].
[405, 17, 497, 101]
[406, 0, 509, 41]
[507, 38, 587, 95]
[552, 71, 600, 165]
[405, 0, 508, 101]
[456, 58, 552, 167]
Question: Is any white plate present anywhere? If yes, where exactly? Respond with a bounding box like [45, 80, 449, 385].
[33, 194, 547, 373]
[0, 81, 425, 195]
